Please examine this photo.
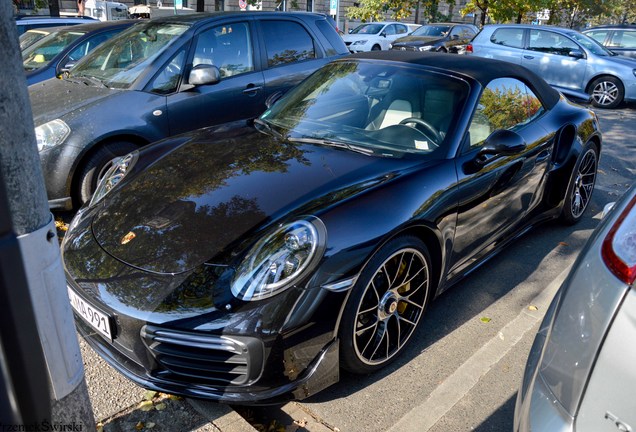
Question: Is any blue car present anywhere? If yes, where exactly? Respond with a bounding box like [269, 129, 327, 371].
[467, 24, 636, 108]
[22, 19, 136, 85]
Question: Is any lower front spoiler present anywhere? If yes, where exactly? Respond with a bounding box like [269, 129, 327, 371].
[78, 321, 340, 405]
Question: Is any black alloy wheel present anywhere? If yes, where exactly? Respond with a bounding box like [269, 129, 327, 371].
[561, 141, 598, 224]
[340, 236, 431, 373]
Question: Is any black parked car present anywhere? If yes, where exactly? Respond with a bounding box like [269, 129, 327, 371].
[391, 22, 478, 53]
[583, 25, 636, 59]
[23, 20, 137, 85]
[63, 51, 601, 404]
[30, 12, 348, 210]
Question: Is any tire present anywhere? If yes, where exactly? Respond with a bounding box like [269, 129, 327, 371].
[560, 141, 598, 225]
[437, 46, 447, 53]
[371, 45, 381, 51]
[589, 76, 624, 109]
[76, 141, 137, 206]
[339, 236, 432, 374]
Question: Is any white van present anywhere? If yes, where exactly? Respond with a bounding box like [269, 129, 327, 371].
[83, 0, 129, 21]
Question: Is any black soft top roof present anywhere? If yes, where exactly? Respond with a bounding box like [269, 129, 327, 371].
[345, 51, 561, 109]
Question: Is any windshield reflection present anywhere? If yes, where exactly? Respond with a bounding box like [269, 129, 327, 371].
[261, 61, 469, 156]
[23, 30, 84, 70]
[70, 22, 189, 89]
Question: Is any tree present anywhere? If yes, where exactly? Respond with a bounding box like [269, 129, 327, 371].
[346, 0, 419, 22]
[546, 0, 607, 28]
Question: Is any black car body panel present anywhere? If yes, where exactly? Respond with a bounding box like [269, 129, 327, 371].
[391, 22, 478, 53]
[63, 52, 602, 404]
[29, 12, 348, 210]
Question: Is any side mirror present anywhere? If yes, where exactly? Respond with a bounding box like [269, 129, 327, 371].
[189, 64, 221, 86]
[381, 31, 387, 38]
[475, 129, 527, 165]
[348, 29, 353, 34]
[568, 49, 585, 59]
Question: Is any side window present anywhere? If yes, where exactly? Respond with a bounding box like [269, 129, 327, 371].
[192, 22, 254, 78]
[149, 49, 186, 94]
[384, 25, 396, 36]
[490, 28, 525, 48]
[396, 24, 408, 35]
[528, 30, 578, 56]
[450, 26, 462, 38]
[586, 30, 609, 45]
[466, 27, 478, 38]
[261, 20, 316, 67]
[468, 78, 544, 147]
[611, 30, 636, 49]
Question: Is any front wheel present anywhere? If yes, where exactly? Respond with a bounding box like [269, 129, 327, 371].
[560, 141, 598, 225]
[339, 236, 432, 374]
[76, 141, 137, 206]
[589, 76, 624, 109]
[371, 44, 381, 51]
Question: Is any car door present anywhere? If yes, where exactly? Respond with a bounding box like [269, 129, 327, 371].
[450, 77, 553, 277]
[521, 29, 587, 92]
[164, 19, 266, 136]
[258, 18, 330, 102]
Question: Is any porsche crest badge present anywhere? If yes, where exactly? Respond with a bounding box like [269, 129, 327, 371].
[120, 231, 136, 245]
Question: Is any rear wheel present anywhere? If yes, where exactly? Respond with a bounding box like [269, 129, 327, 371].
[340, 236, 432, 374]
[560, 141, 598, 225]
[589, 76, 624, 109]
[76, 141, 137, 206]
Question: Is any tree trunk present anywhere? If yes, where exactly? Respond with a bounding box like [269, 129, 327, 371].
[48, 0, 60, 16]
[196, 0, 204, 12]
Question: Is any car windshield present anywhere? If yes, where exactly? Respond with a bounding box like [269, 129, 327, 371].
[260, 61, 469, 157]
[22, 30, 85, 70]
[19, 29, 49, 50]
[567, 31, 614, 56]
[412, 25, 451, 37]
[351, 24, 384, 35]
[69, 22, 189, 89]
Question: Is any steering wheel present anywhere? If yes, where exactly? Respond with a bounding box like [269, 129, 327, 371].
[399, 117, 442, 146]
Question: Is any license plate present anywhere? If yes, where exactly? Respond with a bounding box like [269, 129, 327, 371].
[68, 286, 113, 341]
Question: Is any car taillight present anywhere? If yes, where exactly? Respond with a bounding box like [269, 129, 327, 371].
[601, 193, 636, 284]
[466, 44, 473, 53]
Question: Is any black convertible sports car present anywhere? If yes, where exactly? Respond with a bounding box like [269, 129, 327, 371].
[63, 51, 601, 404]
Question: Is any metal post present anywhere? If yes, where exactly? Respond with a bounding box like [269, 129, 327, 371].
[0, 2, 95, 430]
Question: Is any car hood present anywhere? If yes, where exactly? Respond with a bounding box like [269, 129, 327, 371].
[392, 35, 442, 46]
[342, 34, 379, 43]
[91, 126, 421, 274]
[603, 54, 636, 67]
[29, 78, 117, 126]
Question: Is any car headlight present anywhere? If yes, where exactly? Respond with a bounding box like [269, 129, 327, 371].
[231, 218, 327, 301]
[89, 151, 138, 207]
[418, 45, 435, 51]
[35, 119, 70, 152]
[352, 40, 368, 45]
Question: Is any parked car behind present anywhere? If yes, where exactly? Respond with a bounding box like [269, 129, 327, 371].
[342, 22, 410, 52]
[467, 24, 636, 108]
[583, 24, 636, 59]
[20, 27, 56, 50]
[62, 51, 601, 404]
[391, 22, 478, 53]
[15, 15, 97, 36]
[514, 183, 636, 432]
[30, 12, 348, 210]
[23, 20, 137, 85]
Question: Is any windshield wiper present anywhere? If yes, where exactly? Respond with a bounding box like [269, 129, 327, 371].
[253, 118, 284, 139]
[72, 74, 108, 88]
[287, 136, 374, 156]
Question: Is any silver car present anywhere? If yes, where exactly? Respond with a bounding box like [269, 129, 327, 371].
[467, 24, 636, 108]
[514, 184, 636, 431]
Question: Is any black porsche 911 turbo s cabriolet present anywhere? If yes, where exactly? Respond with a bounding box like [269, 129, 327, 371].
[62, 51, 601, 404]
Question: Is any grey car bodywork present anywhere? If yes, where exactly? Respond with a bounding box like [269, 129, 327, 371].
[514, 184, 636, 432]
[468, 24, 636, 108]
[30, 12, 348, 210]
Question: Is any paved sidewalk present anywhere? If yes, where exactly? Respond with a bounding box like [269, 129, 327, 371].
[79, 338, 256, 432]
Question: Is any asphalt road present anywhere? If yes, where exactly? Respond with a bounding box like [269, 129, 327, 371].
[227, 105, 636, 431]
[74, 104, 635, 432]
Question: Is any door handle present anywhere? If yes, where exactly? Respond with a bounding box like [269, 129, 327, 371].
[536, 150, 551, 162]
[243, 85, 262, 95]
[523, 55, 534, 60]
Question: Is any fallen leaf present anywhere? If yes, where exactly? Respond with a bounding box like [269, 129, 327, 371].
[480, 317, 491, 323]
[168, 394, 183, 401]
[528, 305, 538, 311]
[146, 422, 156, 429]
[96, 424, 104, 432]
[498, 331, 504, 340]
[139, 400, 154, 412]
[293, 418, 308, 427]
[558, 242, 568, 246]
[144, 390, 158, 401]
[155, 402, 167, 411]
[135, 422, 144, 430]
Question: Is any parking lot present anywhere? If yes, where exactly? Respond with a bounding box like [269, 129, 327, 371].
[73, 104, 635, 432]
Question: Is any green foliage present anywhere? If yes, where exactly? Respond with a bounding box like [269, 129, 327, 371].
[479, 86, 540, 130]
